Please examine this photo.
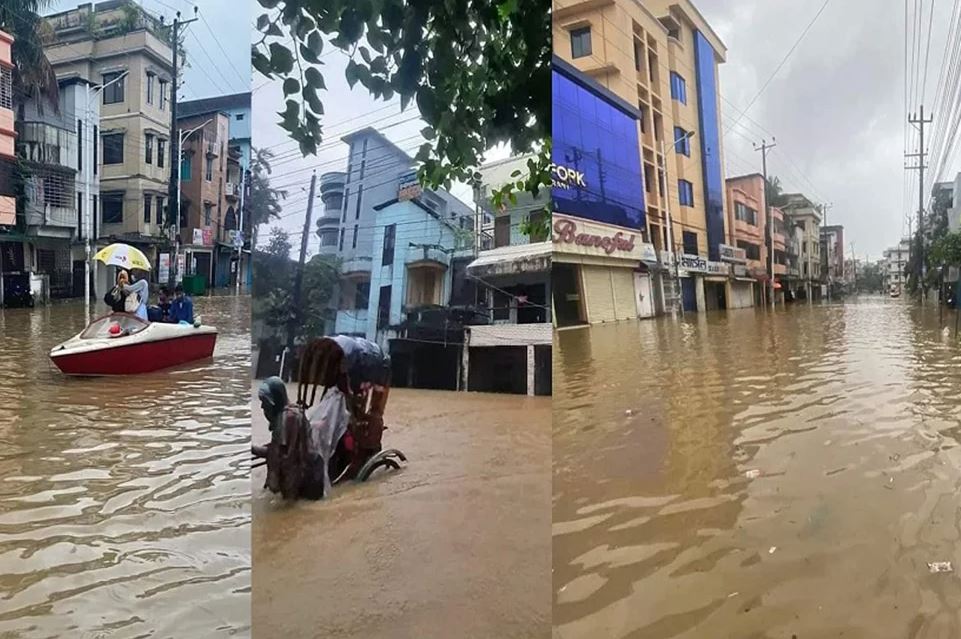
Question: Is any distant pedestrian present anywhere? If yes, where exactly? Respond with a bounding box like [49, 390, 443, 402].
[169, 284, 194, 324]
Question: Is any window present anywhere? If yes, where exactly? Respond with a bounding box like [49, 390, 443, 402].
[93, 125, 98, 174]
[354, 281, 370, 309]
[205, 156, 213, 181]
[570, 26, 592, 58]
[682, 231, 698, 255]
[235, 113, 244, 121]
[670, 72, 687, 104]
[325, 193, 343, 211]
[0, 66, 11, 110]
[102, 192, 123, 224]
[678, 179, 694, 206]
[92, 196, 98, 236]
[159, 80, 168, 110]
[157, 197, 165, 226]
[180, 201, 189, 227]
[354, 184, 363, 219]
[76, 119, 83, 172]
[382, 223, 396, 265]
[528, 210, 548, 243]
[737, 240, 761, 261]
[339, 228, 345, 251]
[181, 154, 191, 181]
[77, 192, 83, 238]
[673, 127, 690, 156]
[735, 202, 757, 225]
[342, 188, 349, 223]
[143, 194, 152, 223]
[145, 133, 154, 165]
[102, 133, 124, 164]
[146, 72, 155, 104]
[352, 224, 359, 249]
[377, 285, 392, 329]
[494, 214, 511, 247]
[157, 138, 165, 168]
[102, 72, 124, 104]
[204, 203, 212, 226]
[633, 40, 642, 72]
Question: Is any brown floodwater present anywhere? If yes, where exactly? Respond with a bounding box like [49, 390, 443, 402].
[0, 295, 251, 638]
[553, 296, 961, 639]
[251, 386, 551, 638]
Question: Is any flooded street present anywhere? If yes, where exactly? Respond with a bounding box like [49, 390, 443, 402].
[251, 387, 551, 638]
[0, 296, 251, 638]
[553, 296, 961, 639]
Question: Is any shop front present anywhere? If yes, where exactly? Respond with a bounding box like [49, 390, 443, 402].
[552, 56, 650, 326]
[552, 215, 657, 325]
[661, 252, 732, 312]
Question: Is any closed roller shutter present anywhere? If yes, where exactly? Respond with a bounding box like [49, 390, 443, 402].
[583, 265, 616, 323]
[612, 268, 635, 320]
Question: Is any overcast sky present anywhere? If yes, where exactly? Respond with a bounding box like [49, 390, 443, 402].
[696, 0, 953, 261]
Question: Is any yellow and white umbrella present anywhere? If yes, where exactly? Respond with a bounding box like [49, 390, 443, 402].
[94, 243, 152, 271]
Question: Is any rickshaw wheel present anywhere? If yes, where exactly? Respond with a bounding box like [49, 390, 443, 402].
[357, 448, 407, 482]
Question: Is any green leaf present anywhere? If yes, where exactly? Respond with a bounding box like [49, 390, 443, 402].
[258, 0, 280, 8]
[304, 66, 325, 89]
[268, 42, 294, 74]
[420, 126, 435, 140]
[300, 44, 320, 64]
[256, 14, 269, 30]
[367, 28, 385, 53]
[252, 50, 273, 78]
[282, 78, 300, 95]
[497, 0, 519, 20]
[305, 88, 324, 115]
[359, 46, 372, 64]
[345, 59, 359, 88]
[266, 22, 283, 37]
[295, 16, 315, 40]
[339, 8, 363, 42]
[415, 143, 431, 162]
[307, 31, 323, 56]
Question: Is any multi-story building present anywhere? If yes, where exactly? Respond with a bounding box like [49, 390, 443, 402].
[177, 111, 230, 289]
[820, 224, 844, 293]
[44, 0, 174, 292]
[552, 0, 728, 319]
[882, 239, 911, 294]
[465, 154, 552, 396]
[725, 173, 765, 306]
[782, 193, 821, 300]
[178, 93, 252, 289]
[0, 29, 13, 230]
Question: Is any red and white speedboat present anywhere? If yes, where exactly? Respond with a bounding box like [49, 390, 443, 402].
[49, 313, 218, 376]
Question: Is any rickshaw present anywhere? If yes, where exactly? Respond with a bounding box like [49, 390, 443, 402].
[251, 336, 407, 499]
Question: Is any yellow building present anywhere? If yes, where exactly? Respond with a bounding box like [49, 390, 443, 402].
[553, 0, 730, 314]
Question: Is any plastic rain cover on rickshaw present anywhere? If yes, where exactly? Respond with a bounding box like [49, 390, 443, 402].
[305, 387, 351, 495]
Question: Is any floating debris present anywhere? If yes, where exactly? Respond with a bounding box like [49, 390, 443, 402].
[745, 469, 761, 479]
[928, 561, 953, 573]
[769, 546, 777, 554]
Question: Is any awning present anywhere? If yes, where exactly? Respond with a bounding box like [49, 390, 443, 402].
[733, 277, 756, 283]
[467, 241, 551, 278]
[704, 275, 729, 283]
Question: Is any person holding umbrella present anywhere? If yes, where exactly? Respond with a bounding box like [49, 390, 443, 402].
[94, 243, 153, 321]
[121, 270, 150, 321]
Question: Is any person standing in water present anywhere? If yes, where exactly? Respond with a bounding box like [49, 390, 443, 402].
[121, 269, 150, 321]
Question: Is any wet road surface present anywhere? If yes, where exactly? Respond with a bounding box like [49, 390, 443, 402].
[553, 297, 961, 639]
[0, 295, 251, 638]
[251, 386, 551, 638]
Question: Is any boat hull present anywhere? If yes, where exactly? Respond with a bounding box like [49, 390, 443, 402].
[50, 331, 217, 376]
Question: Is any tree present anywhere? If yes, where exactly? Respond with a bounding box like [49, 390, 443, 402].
[252, 227, 293, 298]
[765, 175, 789, 208]
[301, 254, 341, 338]
[252, 0, 550, 232]
[0, 1, 59, 111]
[248, 147, 288, 247]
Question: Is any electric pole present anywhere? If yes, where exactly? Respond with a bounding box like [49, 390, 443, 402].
[284, 171, 317, 382]
[822, 202, 832, 302]
[167, 8, 198, 288]
[754, 138, 776, 309]
[907, 104, 932, 301]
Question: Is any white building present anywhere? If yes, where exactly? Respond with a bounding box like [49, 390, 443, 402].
[882, 238, 911, 293]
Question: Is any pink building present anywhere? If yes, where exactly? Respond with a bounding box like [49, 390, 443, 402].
[725, 174, 768, 288]
[0, 29, 14, 227]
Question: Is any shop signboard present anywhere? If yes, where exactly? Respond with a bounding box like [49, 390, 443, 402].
[192, 228, 204, 245]
[662, 252, 731, 277]
[719, 243, 747, 263]
[398, 173, 422, 201]
[553, 214, 655, 262]
[552, 62, 645, 230]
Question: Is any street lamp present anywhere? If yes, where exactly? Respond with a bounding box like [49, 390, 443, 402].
[659, 130, 696, 317]
[83, 70, 128, 322]
[171, 118, 212, 287]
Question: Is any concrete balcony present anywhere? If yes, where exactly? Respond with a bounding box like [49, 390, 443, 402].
[320, 171, 346, 194]
[225, 181, 240, 200]
[773, 263, 787, 276]
[406, 245, 450, 269]
[317, 214, 340, 229]
[341, 255, 373, 276]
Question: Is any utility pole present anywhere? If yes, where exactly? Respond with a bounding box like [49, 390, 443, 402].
[167, 8, 198, 288]
[754, 138, 776, 309]
[822, 202, 832, 302]
[907, 105, 933, 301]
[284, 171, 317, 381]
[235, 166, 247, 294]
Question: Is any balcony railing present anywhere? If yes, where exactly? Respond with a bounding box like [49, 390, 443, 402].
[341, 255, 372, 275]
[405, 245, 450, 268]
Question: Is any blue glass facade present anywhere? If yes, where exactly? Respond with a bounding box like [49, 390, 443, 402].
[693, 31, 725, 262]
[552, 65, 645, 230]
